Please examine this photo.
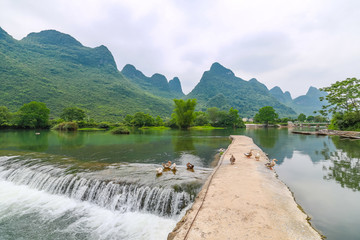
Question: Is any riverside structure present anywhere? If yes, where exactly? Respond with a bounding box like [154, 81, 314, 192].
[168, 135, 322, 240]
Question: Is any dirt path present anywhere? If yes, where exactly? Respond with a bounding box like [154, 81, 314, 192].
[168, 135, 322, 240]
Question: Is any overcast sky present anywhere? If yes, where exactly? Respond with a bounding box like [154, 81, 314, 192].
[1, 0, 360, 97]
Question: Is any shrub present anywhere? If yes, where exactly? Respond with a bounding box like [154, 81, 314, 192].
[97, 122, 110, 129]
[52, 122, 78, 131]
[111, 125, 130, 134]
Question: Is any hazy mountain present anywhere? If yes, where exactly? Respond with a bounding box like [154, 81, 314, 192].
[121, 64, 184, 98]
[187, 62, 297, 117]
[269, 86, 292, 104]
[270, 86, 327, 116]
[0, 27, 173, 121]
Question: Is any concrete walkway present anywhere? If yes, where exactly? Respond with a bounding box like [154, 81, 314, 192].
[168, 135, 322, 240]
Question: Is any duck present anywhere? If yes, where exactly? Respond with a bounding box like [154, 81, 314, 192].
[265, 159, 278, 170]
[170, 163, 177, 171]
[156, 167, 163, 175]
[230, 155, 236, 165]
[244, 150, 253, 158]
[162, 161, 172, 169]
[255, 152, 261, 161]
[186, 162, 194, 170]
[218, 148, 226, 153]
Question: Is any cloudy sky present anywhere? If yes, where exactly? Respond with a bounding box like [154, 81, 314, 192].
[1, 0, 360, 97]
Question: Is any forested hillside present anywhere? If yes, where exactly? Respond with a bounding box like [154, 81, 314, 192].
[0, 27, 173, 121]
[121, 64, 184, 98]
[187, 63, 297, 118]
[0, 27, 326, 121]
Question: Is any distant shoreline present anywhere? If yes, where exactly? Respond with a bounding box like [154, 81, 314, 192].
[292, 129, 360, 139]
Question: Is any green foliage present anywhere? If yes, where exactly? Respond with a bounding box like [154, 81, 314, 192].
[15, 101, 50, 128]
[154, 115, 164, 127]
[0, 106, 11, 125]
[173, 99, 197, 129]
[52, 121, 78, 131]
[131, 112, 155, 127]
[187, 63, 296, 117]
[193, 111, 209, 126]
[123, 114, 134, 126]
[0, 28, 174, 121]
[297, 113, 306, 122]
[205, 107, 245, 128]
[320, 78, 360, 115]
[306, 115, 315, 122]
[97, 122, 110, 129]
[254, 106, 279, 125]
[320, 78, 360, 131]
[328, 112, 360, 131]
[111, 125, 130, 134]
[60, 107, 86, 121]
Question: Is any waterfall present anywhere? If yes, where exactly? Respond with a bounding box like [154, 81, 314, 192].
[0, 156, 192, 217]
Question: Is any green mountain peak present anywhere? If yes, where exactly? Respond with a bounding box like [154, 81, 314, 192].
[22, 29, 83, 47]
[209, 62, 235, 76]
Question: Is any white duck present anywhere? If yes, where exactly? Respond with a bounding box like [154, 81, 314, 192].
[156, 167, 163, 175]
[255, 152, 261, 161]
[170, 163, 177, 171]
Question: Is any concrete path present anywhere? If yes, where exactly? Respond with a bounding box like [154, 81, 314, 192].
[168, 135, 322, 240]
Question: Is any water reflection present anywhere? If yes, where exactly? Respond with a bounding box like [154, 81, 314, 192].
[319, 137, 360, 192]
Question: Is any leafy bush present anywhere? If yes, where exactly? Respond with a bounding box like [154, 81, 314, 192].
[52, 122, 78, 131]
[111, 125, 130, 134]
[329, 112, 360, 131]
[97, 122, 110, 129]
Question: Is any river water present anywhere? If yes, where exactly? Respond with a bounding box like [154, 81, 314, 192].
[0, 128, 359, 239]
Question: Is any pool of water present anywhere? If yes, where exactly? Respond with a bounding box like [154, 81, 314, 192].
[0, 128, 359, 239]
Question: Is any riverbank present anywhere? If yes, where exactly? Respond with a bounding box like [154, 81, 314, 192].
[292, 129, 360, 139]
[168, 135, 322, 240]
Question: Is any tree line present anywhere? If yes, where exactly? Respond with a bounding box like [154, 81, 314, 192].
[2, 77, 356, 132]
[0, 99, 246, 130]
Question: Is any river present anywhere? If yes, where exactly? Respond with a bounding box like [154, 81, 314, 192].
[0, 128, 359, 239]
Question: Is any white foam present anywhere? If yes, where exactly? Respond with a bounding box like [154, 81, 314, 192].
[0, 180, 178, 240]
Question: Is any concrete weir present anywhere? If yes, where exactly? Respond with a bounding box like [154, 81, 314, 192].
[168, 135, 322, 240]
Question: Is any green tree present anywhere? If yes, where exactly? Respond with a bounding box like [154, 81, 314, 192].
[193, 111, 209, 126]
[226, 107, 245, 128]
[154, 115, 164, 126]
[254, 106, 278, 126]
[60, 107, 86, 122]
[320, 78, 360, 130]
[320, 77, 360, 114]
[298, 113, 306, 122]
[16, 101, 50, 128]
[307, 115, 315, 122]
[0, 106, 11, 125]
[173, 99, 197, 129]
[207, 107, 220, 125]
[123, 114, 134, 126]
[131, 112, 155, 127]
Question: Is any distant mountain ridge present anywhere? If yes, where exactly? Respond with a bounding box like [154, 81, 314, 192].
[0, 27, 174, 121]
[187, 63, 297, 117]
[270, 86, 327, 116]
[0, 27, 326, 120]
[121, 64, 184, 98]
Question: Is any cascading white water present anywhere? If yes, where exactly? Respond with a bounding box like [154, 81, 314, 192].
[0, 156, 192, 217]
[0, 179, 178, 240]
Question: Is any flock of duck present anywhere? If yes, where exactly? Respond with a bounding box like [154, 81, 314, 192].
[156, 149, 278, 176]
[156, 161, 194, 176]
[230, 149, 278, 170]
